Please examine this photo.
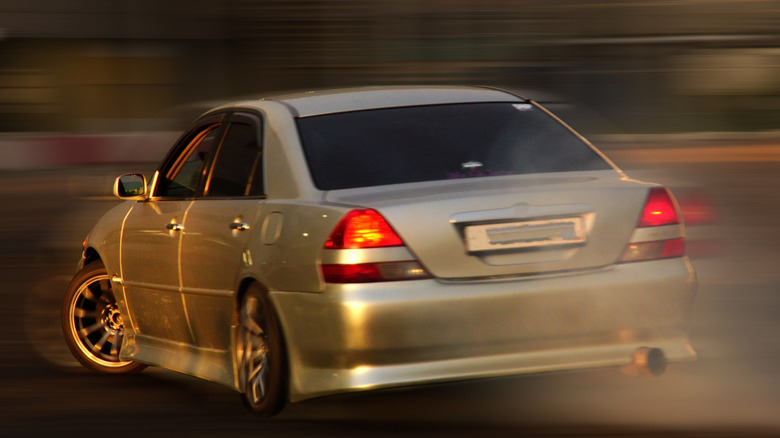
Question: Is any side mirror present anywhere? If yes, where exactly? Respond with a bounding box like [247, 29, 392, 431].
[113, 174, 148, 200]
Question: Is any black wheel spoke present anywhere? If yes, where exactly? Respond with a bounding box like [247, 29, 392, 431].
[81, 283, 99, 302]
[110, 330, 122, 357]
[92, 329, 111, 353]
[98, 279, 111, 293]
[73, 307, 97, 319]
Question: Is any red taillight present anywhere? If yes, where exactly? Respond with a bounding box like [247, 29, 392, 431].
[322, 209, 431, 283]
[618, 187, 685, 264]
[638, 187, 680, 227]
[325, 209, 404, 249]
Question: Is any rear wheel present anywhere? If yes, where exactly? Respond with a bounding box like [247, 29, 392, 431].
[61, 261, 146, 374]
[236, 283, 287, 417]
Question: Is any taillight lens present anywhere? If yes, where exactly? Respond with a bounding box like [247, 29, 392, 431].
[619, 238, 685, 263]
[322, 209, 431, 283]
[638, 187, 680, 227]
[321, 261, 431, 283]
[325, 209, 404, 249]
[618, 187, 685, 264]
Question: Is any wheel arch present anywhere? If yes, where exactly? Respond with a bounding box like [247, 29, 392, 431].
[83, 246, 102, 267]
[235, 277, 266, 317]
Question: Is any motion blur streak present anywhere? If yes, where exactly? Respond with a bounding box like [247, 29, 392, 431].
[1, 1, 780, 437]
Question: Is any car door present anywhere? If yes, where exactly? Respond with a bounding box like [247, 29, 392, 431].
[179, 112, 265, 350]
[120, 116, 225, 345]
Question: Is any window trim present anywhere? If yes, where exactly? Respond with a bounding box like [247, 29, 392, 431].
[201, 111, 265, 199]
[153, 112, 227, 199]
[166, 123, 222, 181]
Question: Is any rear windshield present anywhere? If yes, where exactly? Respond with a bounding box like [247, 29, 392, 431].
[296, 102, 611, 190]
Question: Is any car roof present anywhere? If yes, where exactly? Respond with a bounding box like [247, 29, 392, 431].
[217, 85, 527, 117]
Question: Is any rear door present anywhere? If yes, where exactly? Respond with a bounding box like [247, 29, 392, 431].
[179, 112, 265, 351]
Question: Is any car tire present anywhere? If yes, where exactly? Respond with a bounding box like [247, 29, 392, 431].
[61, 260, 146, 374]
[237, 283, 288, 417]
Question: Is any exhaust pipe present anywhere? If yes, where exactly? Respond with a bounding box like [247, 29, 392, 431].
[620, 347, 667, 377]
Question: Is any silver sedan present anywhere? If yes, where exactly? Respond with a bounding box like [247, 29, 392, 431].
[61, 86, 697, 417]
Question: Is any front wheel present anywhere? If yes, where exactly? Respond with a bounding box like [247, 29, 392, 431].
[236, 283, 287, 417]
[61, 261, 145, 374]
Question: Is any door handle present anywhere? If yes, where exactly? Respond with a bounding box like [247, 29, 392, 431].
[230, 222, 250, 231]
[166, 223, 184, 231]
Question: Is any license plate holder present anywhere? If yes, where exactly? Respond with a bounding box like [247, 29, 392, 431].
[464, 217, 586, 252]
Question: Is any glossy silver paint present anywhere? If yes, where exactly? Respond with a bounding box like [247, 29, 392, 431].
[80, 86, 697, 404]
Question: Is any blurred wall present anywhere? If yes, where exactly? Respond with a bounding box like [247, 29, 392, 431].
[1, 0, 779, 133]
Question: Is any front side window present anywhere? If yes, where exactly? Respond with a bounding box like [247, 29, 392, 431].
[296, 102, 612, 190]
[155, 123, 223, 197]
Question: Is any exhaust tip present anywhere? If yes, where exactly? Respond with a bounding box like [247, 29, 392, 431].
[620, 347, 667, 377]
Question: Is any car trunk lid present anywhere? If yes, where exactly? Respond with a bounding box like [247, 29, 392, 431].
[325, 171, 650, 280]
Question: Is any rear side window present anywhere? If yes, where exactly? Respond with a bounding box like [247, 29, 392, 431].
[205, 121, 263, 197]
[297, 102, 611, 190]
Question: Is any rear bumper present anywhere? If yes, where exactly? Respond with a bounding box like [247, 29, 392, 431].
[271, 257, 697, 402]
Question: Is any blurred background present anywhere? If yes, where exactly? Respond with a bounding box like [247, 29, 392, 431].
[1, 1, 779, 437]
[1, 0, 780, 134]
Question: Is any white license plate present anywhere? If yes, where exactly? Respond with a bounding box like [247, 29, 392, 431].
[464, 217, 586, 252]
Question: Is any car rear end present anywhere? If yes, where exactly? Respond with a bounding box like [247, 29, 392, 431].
[269, 90, 697, 401]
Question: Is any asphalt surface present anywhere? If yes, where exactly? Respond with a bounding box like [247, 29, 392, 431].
[1, 155, 779, 437]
